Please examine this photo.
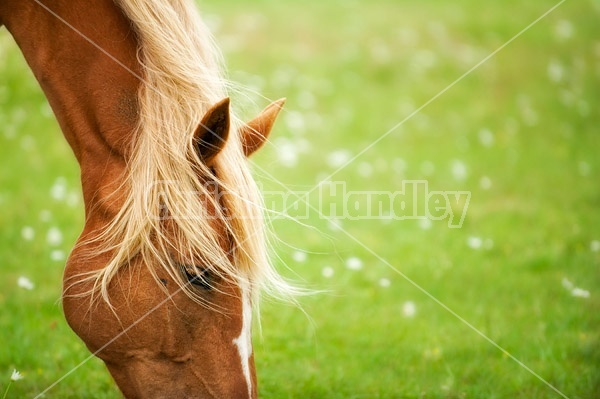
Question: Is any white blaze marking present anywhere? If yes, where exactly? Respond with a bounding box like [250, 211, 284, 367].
[233, 282, 253, 398]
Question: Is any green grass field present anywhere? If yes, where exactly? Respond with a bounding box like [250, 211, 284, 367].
[1, 0, 599, 397]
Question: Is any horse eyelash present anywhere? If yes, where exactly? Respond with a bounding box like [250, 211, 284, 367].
[181, 265, 214, 290]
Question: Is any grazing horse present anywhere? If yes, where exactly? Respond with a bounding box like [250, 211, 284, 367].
[0, 0, 288, 397]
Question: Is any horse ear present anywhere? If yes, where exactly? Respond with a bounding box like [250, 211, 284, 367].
[240, 98, 286, 157]
[194, 97, 230, 164]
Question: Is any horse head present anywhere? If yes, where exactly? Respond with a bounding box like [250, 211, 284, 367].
[62, 98, 285, 399]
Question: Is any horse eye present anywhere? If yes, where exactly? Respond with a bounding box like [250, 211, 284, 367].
[182, 266, 213, 290]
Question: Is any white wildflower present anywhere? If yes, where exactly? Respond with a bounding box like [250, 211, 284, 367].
[327, 149, 353, 168]
[562, 277, 574, 290]
[451, 159, 468, 181]
[547, 59, 564, 83]
[562, 278, 590, 298]
[291, 251, 307, 263]
[467, 236, 483, 249]
[379, 278, 391, 288]
[39, 210, 52, 222]
[50, 177, 68, 201]
[284, 110, 305, 133]
[420, 161, 435, 176]
[322, 267, 334, 278]
[478, 128, 494, 147]
[480, 176, 492, 190]
[571, 288, 590, 298]
[11, 369, 24, 381]
[391, 157, 407, 174]
[46, 227, 63, 246]
[418, 218, 432, 230]
[357, 161, 373, 178]
[67, 192, 80, 207]
[297, 90, 316, 109]
[17, 276, 34, 290]
[402, 301, 416, 318]
[21, 226, 35, 241]
[554, 19, 574, 40]
[275, 138, 298, 168]
[345, 257, 363, 271]
[50, 250, 66, 262]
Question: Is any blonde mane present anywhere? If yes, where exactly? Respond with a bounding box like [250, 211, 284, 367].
[80, 0, 290, 305]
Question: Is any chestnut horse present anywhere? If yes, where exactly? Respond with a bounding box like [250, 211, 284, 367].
[0, 0, 288, 397]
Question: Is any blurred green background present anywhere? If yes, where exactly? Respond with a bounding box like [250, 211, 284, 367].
[1, 0, 599, 397]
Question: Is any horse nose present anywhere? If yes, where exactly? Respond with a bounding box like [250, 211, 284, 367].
[105, 355, 255, 399]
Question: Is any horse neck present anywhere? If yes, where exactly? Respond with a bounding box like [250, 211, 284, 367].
[1, 0, 141, 220]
